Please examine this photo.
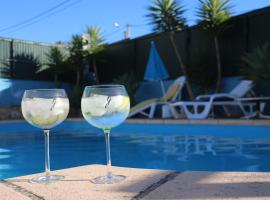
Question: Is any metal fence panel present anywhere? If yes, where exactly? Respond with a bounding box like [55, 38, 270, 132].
[0, 39, 11, 77]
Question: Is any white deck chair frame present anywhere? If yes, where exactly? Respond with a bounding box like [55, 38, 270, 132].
[196, 80, 256, 118]
[169, 80, 256, 119]
[129, 76, 186, 118]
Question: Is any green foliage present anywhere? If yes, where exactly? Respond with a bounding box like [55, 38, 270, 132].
[113, 72, 139, 106]
[241, 45, 270, 84]
[146, 0, 187, 32]
[45, 46, 68, 72]
[197, 0, 232, 34]
[85, 25, 105, 55]
[42, 46, 69, 87]
[67, 34, 87, 87]
[68, 34, 86, 72]
[85, 25, 106, 83]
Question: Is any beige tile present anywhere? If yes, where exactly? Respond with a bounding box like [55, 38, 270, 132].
[4, 165, 270, 200]
[145, 171, 270, 200]
[7, 165, 171, 200]
[0, 182, 30, 200]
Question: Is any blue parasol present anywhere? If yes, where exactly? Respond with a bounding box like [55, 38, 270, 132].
[144, 41, 169, 101]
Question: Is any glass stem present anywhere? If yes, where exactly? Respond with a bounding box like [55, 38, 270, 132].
[44, 129, 50, 177]
[103, 128, 112, 178]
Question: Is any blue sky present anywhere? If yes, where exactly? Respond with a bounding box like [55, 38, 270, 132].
[0, 0, 269, 44]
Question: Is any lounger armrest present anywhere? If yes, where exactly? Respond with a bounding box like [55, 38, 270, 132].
[209, 94, 236, 102]
[196, 94, 212, 100]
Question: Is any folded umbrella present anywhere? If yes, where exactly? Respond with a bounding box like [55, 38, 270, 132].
[144, 41, 169, 101]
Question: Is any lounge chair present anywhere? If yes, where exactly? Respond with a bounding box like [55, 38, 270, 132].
[169, 80, 256, 119]
[129, 76, 186, 118]
[196, 80, 256, 117]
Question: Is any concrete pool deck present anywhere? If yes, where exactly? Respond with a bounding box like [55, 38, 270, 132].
[1, 165, 270, 200]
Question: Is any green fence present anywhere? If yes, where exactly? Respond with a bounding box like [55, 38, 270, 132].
[0, 38, 52, 80]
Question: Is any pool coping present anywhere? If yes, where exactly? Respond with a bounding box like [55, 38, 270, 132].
[1, 165, 177, 200]
[2, 165, 270, 200]
[0, 118, 269, 126]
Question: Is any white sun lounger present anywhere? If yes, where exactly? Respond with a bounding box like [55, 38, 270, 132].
[170, 80, 257, 119]
[195, 80, 256, 118]
[129, 76, 186, 118]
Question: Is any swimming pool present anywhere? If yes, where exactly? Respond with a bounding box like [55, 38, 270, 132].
[0, 120, 270, 179]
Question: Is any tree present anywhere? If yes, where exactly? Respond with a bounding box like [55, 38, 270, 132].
[197, 0, 232, 92]
[45, 46, 68, 87]
[67, 34, 87, 107]
[85, 25, 105, 83]
[146, 0, 186, 32]
[68, 34, 86, 87]
[146, 0, 195, 99]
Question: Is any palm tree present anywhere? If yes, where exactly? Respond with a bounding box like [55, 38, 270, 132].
[146, 0, 195, 99]
[68, 34, 86, 87]
[146, 0, 186, 32]
[85, 25, 105, 83]
[197, 0, 232, 92]
[45, 46, 68, 87]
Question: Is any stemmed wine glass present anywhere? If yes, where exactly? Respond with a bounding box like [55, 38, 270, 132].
[21, 89, 69, 184]
[81, 85, 130, 184]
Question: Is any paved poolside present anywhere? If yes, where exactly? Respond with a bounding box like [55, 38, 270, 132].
[1, 164, 270, 200]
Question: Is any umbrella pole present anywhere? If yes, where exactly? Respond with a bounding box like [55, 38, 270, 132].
[160, 80, 167, 102]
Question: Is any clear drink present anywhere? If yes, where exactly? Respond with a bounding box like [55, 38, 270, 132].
[21, 89, 69, 184]
[81, 85, 130, 184]
[22, 97, 69, 129]
[81, 94, 130, 129]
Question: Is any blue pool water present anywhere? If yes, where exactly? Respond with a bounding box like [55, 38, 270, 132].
[0, 121, 270, 179]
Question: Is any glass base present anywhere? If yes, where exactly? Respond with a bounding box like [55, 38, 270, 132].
[30, 174, 65, 184]
[90, 174, 126, 184]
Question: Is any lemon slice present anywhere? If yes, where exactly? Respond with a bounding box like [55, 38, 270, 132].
[30, 115, 59, 127]
[119, 96, 130, 111]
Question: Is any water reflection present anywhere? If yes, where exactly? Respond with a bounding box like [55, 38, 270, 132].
[124, 134, 270, 172]
[129, 135, 270, 158]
